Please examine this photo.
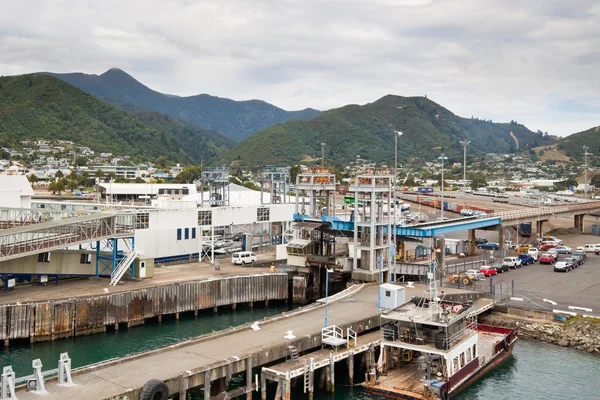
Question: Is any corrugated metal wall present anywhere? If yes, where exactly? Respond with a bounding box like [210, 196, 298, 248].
[1, 274, 287, 343]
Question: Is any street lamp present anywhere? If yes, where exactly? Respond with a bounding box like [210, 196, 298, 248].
[438, 154, 448, 220]
[460, 141, 470, 209]
[324, 268, 334, 327]
[393, 131, 403, 283]
[321, 143, 326, 168]
[377, 254, 384, 309]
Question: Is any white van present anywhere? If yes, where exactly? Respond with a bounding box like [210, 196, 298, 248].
[232, 251, 257, 265]
[583, 244, 600, 253]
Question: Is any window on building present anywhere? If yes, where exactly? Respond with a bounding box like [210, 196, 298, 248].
[134, 212, 150, 229]
[198, 210, 212, 226]
[37, 252, 51, 263]
[177, 228, 182, 240]
[80, 254, 91, 264]
[185, 228, 189, 240]
[385, 290, 391, 297]
[192, 228, 196, 239]
[257, 207, 270, 222]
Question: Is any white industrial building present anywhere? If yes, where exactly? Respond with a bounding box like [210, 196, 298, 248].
[0, 175, 34, 208]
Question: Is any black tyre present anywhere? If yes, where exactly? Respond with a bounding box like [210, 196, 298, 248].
[139, 379, 168, 400]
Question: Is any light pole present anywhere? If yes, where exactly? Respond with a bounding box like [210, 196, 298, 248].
[377, 254, 383, 309]
[321, 143, 326, 168]
[393, 131, 403, 283]
[583, 146, 592, 199]
[460, 141, 470, 209]
[324, 268, 334, 327]
[438, 154, 448, 220]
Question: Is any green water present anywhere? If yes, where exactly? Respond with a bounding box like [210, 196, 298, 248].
[0, 304, 292, 377]
[3, 305, 599, 400]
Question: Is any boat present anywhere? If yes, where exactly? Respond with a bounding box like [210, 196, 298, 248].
[363, 252, 517, 399]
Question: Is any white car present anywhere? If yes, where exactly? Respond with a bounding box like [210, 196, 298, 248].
[503, 257, 522, 269]
[554, 261, 571, 272]
[464, 269, 486, 281]
[527, 248, 539, 261]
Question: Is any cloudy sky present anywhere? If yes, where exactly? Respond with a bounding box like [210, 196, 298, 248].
[1, 0, 599, 136]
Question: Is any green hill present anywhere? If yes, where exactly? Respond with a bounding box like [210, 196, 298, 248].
[222, 95, 554, 166]
[47, 68, 321, 141]
[553, 126, 600, 161]
[0, 74, 232, 163]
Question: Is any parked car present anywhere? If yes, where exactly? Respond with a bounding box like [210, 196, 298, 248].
[475, 237, 488, 245]
[539, 253, 556, 264]
[596, 248, 600, 255]
[547, 249, 559, 260]
[464, 269, 486, 280]
[518, 254, 535, 265]
[478, 242, 500, 250]
[517, 244, 531, 253]
[571, 255, 584, 266]
[574, 249, 587, 261]
[231, 251, 257, 265]
[527, 248, 539, 261]
[492, 262, 510, 274]
[583, 244, 600, 253]
[542, 236, 564, 245]
[538, 242, 559, 251]
[479, 265, 498, 277]
[503, 257, 522, 269]
[563, 257, 578, 269]
[554, 261, 572, 273]
[232, 233, 245, 241]
[554, 246, 573, 254]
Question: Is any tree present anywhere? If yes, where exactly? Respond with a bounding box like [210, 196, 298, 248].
[75, 156, 88, 166]
[55, 170, 64, 179]
[155, 156, 168, 169]
[49, 181, 65, 194]
[27, 174, 38, 184]
[174, 166, 202, 183]
[290, 165, 300, 183]
[470, 173, 488, 190]
[95, 169, 105, 180]
[66, 180, 78, 193]
[591, 174, 600, 188]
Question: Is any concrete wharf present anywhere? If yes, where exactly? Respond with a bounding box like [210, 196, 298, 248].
[13, 283, 491, 400]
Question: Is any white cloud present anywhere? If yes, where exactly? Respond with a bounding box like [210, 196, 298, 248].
[1, 0, 599, 136]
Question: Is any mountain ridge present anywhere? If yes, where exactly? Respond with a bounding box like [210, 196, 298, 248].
[45, 68, 321, 141]
[222, 94, 555, 166]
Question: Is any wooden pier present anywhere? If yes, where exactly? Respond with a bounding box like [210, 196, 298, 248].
[0, 273, 287, 345]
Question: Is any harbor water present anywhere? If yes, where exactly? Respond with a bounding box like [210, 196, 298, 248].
[2, 304, 599, 400]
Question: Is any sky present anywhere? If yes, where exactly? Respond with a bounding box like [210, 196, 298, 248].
[1, 0, 599, 137]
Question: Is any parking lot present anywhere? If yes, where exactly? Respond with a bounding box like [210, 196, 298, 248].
[495, 250, 600, 314]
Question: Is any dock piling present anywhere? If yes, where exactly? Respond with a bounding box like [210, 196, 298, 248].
[274, 379, 282, 400]
[260, 373, 267, 400]
[284, 373, 291, 400]
[204, 370, 210, 400]
[179, 375, 188, 399]
[245, 357, 252, 400]
[329, 351, 335, 393]
[348, 350, 354, 385]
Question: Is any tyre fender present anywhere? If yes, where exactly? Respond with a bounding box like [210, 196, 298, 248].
[503, 338, 509, 352]
[139, 379, 169, 400]
[441, 387, 449, 400]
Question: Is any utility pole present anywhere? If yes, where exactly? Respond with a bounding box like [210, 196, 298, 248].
[583, 146, 592, 199]
[438, 154, 448, 220]
[393, 131, 403, 283]
[460, 140, 470, 209]
[321, 143, 326, 167]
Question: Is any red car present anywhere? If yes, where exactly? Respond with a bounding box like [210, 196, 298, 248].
[539, 253, 556, 264]
[479, 265, 498, 277]
[538, 243, 558, 251]
[596, 248, 600, 255]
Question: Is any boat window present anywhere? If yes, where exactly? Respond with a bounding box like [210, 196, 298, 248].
[460, 352, 465, 367]
[466, 348, 472, 363]
[453, 357, 459, 374]
[472, 344, 477, 359]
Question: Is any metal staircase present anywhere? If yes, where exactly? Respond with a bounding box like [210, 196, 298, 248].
[303, 359, 312, 393]
[109, 250, 138, 286]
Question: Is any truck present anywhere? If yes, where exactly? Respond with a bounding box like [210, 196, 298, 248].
[518, 223, 532, 237]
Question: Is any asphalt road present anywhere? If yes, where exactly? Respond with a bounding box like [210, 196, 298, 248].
[492, 251, 600, 315]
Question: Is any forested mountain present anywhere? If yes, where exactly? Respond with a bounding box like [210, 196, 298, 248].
[222, 95, 554, 166]
[553, 126, 600, 161]
[0, 74, 232, 163]
[47, 68, 320, 141]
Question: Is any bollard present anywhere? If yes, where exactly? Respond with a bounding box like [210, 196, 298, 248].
[1, 366, 17, 399]
[58, 352, 74, 386]
[27, 359, 47, 393]
[511, 280, 515, 297]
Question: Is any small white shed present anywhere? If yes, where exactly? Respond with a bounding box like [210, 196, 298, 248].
[380, 283, 406, 310]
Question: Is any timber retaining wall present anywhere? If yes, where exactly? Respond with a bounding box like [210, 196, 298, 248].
[0, 273, 288, 344]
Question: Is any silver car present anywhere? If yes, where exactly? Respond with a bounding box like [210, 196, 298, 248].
[464, 269, 486, 280]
